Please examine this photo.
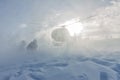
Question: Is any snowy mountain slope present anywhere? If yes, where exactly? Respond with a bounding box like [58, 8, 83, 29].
[0, 54, 119, 80]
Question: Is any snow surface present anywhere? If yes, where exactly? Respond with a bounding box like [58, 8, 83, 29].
[0, 51, 120, 80]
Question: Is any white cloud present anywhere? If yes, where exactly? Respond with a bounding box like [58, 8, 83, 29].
[84, 0, 120, 39]
[19, 24, 27, 28]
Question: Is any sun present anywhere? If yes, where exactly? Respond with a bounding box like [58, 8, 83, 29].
[64, 20, 84, 36]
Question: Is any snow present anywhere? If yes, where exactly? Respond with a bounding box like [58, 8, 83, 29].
[0, 52, 120, 80]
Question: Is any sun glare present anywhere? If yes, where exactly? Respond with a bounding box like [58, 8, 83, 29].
[65, 22, 83, 36]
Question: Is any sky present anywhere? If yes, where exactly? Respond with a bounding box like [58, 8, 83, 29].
[0, 0, 112, 39]
[0, 0, 120, 53]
